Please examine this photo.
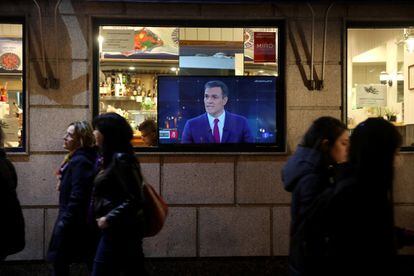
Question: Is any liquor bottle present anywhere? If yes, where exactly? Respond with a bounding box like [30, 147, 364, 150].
[99, 81, 106, 97]
[114, 73, 122, 97]
[126, 73, 131, 86]
[135, 78, 143, 103]
[110, 71, 116, 96]
[0, 82, 8, 102]
[152, 75, 157, 91]
[153, 75, 158, 97]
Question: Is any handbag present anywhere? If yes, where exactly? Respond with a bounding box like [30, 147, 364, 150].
[143, 183, 168, 237]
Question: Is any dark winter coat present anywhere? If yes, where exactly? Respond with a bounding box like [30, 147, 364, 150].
[282, 146, 334, 235]
[93, 153, 145, 231]
[92, 153, 145, 261]
[47, 147, 98, 263]
[285, 158, 397, 276]
[0, 148, 25, 258]
[321, 164, 396, 275]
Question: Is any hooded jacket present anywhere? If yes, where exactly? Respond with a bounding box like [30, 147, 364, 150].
[282, 146, 333, 235]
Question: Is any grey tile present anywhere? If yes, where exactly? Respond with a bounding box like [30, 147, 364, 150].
[29, 61, 89, 106]
[143, 207, 196, 257]
[273, 207, 290, 256]
[14, 154, 64, 206]
[163, 156, 234, 204]
[237, 157, 290, 204]
[29, 107, 90, 152]
[286, 65, 342, 107]
[29, 15, 88, 61]
[287, 19, 342, 64]
[286, 109, 341, 153]
[199, 207, 271, 256]
[44, 209, 59, 257]
[6, 209, 44, 261]
[394, 154, 414, 204]
[138, 156, 161, 194]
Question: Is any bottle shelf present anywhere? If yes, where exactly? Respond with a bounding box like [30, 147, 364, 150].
[100, 96, 137, 101]
[0, 72, 22, 76]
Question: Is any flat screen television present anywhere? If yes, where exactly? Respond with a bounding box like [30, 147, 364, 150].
[157, 75, 285, 152]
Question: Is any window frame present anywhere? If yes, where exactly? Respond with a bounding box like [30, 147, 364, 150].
[92, 18, 286, 154]
[0, 16, 27, 154]
[345, 21, 414, 152]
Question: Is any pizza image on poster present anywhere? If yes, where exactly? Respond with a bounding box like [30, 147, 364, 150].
[0, 38, 23, 73]
[0, 53, 20, 71]
[102, 27, 178, 59]
[134, 28, 164, 52]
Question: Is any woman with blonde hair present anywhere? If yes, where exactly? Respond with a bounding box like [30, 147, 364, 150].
[47, 121, 98, 276]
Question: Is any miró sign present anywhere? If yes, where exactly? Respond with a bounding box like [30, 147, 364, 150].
[254, 32, 276, 63]
[256, 43, 274, 49]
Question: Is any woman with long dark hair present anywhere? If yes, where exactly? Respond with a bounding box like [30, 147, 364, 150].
[282, 116, 348, 234]
[282, 116, 348, 275]
[91, 113, 146, 276]
[47, 121, 98, 276]
[325, 117, 402, 274]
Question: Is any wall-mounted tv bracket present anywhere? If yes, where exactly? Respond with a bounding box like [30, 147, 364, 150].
[32, 0, 62, 89]
[306, 1, 335, 91]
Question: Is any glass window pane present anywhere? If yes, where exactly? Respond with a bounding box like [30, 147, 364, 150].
[347, 27, 414, 148]
[98, 25, 278, 148]
[0, 23, 24, 149]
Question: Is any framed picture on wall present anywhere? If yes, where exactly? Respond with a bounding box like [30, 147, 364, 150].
[409, 64, 414, 90]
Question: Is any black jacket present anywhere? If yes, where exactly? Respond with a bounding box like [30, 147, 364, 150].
[47, 147, 98, 262]
[282, 146, 334, 235]
[288, 162, 397, 276]
[93, 153, 145, 234]
[322, 165, 396, 275]
[0, 148, 25, 258]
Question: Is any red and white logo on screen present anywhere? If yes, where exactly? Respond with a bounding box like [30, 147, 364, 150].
[170, 130, 178, 139]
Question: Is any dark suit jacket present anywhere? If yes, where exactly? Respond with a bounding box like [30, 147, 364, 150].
[181, 111, 254, 143]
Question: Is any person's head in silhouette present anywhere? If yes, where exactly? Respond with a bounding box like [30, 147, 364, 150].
[93, 112, 134, 169]
[301, 116, 349, 164]
[349, 117, 402, 187]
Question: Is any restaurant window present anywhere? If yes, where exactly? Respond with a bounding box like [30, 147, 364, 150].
[347, 25, 414, 149]
[94, 20, 283, 151]
[0, 19, 25, 152]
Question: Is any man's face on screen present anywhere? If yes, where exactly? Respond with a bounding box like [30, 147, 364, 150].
[204, 86, 228, 117]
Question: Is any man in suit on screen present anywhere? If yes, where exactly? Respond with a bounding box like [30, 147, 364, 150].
[181, 80, 254, 144]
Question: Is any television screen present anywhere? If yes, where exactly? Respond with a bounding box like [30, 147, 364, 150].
[157, 75, 283, 152]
